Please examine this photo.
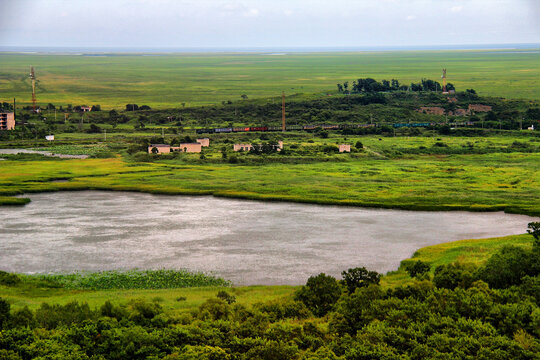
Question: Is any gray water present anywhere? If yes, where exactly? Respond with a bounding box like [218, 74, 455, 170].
[0, 149, 88, 159]
[0, 191, 537, 285]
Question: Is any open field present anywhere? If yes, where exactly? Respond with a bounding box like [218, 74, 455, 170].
[1, 146, 539, 216]
[1, 49, 539, 109]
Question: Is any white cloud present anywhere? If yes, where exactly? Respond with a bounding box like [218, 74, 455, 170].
[406, 15, 416, 21]
[451, 5, 464, 13]
[244, 8, 259, 17]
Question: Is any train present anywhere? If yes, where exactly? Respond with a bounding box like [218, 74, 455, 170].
[195, 122, 475, 134]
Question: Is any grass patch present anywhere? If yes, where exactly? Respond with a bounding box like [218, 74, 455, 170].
[26, 269, 231, 290]
[1, 50, 539, 109]
[383, 233, 535, 288]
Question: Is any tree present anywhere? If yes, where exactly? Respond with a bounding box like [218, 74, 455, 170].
[527, 222, 540, 241]
[337, 84, 344, 92]
[355, 141, 363, 149]
[405, 261, 431, 278]
[0, 297, 9, 329]
[433, 263, 476, 289]
[241, 94, 248, 100]
[476, 245, 537, 288]
[91, 105, 101, 111]
[295, 273, 341, 317]
[126, 104, 139, 111]
[87, 123, 101, 133]
[341, 267, 381, 294]
[151, 147, 158, 154]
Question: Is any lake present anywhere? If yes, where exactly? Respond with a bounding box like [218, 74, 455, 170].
[0, 191, 536, 285]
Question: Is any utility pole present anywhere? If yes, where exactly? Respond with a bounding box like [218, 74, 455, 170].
[104, 129, 107, 141]
[282, 91, 286, 132]
[13, 98, 16, 122]
[30, 67, 37, 112]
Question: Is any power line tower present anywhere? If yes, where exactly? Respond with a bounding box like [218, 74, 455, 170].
[281, 91, 286, 132]
[442, 68, 447, 94]
[29, 67, 37, 112]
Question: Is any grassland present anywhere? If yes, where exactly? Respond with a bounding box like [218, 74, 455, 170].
[0, 142, 539, 215]
[1, 49, 539, 109]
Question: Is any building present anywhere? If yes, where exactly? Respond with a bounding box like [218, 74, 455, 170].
[80, 106, 91, 112]
[233, 141, 284, 152]
[196, 138, 210, 147]
[0, 112, 15, 130]
[233, 143, 254, 151]
[148, 144, 171, 154]
[45, 135, 54, 141]
[339, 144, 351, 153]
[172, 143, 202, 153]
[418, 107, 445, 116]
[468, 104, 492, 113]
[453, 108, 470, 117]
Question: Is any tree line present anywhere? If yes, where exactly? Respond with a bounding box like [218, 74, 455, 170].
[337, 78, 456, 93]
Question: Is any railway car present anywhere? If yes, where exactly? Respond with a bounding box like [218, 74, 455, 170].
[233, 127, 250, 132]
[214, 127, 233, 133]
[249, 126, 268, 132]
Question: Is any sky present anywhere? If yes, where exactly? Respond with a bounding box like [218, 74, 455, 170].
[0, 0, 539, 49]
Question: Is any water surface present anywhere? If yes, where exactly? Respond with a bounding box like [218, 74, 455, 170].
[0, 191, 536, 285]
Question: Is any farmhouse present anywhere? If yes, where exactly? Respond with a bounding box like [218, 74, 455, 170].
[418, 107, 445, 115]
[233, 144, 254, 151]
[80, 106, 91, 112]
[0, 112, 15, 130]
[468, 104, 492, 113]
[453, 108, 470, 116]
[172, 143, 202, 153]
[148, 144, 171, 154]
[339, 144, 351, 153]
[196, 138, 210, 147]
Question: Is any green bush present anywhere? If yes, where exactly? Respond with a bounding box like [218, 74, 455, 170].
[295, 273, 342, 317]
[0, 271, 21, 286]
[405, 261, 431, 279]
[433, 263, 476, 289]
[341, 267, 381, 294]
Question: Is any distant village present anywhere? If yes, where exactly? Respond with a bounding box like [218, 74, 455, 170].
[148, 139, 352, 154]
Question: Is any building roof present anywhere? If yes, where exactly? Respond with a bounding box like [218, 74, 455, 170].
[149, 144, 170, 147]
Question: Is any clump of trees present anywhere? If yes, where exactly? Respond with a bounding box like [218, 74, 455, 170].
[337, 78, 455, 94]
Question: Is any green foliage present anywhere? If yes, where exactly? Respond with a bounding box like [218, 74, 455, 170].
[295, 273, 342, 317]
[405, 260, 431, 279]
[29, 269, 230, 290]
[216, 290, 236, 305]
[0, 298, 10, 329]
[341, 267, 381, 294]
[476, 245, 539, 289]
[433, 263, 476, 289]
[0, 271, 21, 286]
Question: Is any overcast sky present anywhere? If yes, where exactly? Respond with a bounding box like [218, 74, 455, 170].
[0, 0, 538, 48]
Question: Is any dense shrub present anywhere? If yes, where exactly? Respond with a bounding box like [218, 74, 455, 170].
[405, 260, 431, 278]
[341, 267, 381, 294]
[295, 273, 342, 317]
[433, 263, 476, 289]
[476, 245, 539, 289]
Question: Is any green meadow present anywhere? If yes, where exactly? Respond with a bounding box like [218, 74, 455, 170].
[1, 49, 539, 109]
[1, 144, 539, 216]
